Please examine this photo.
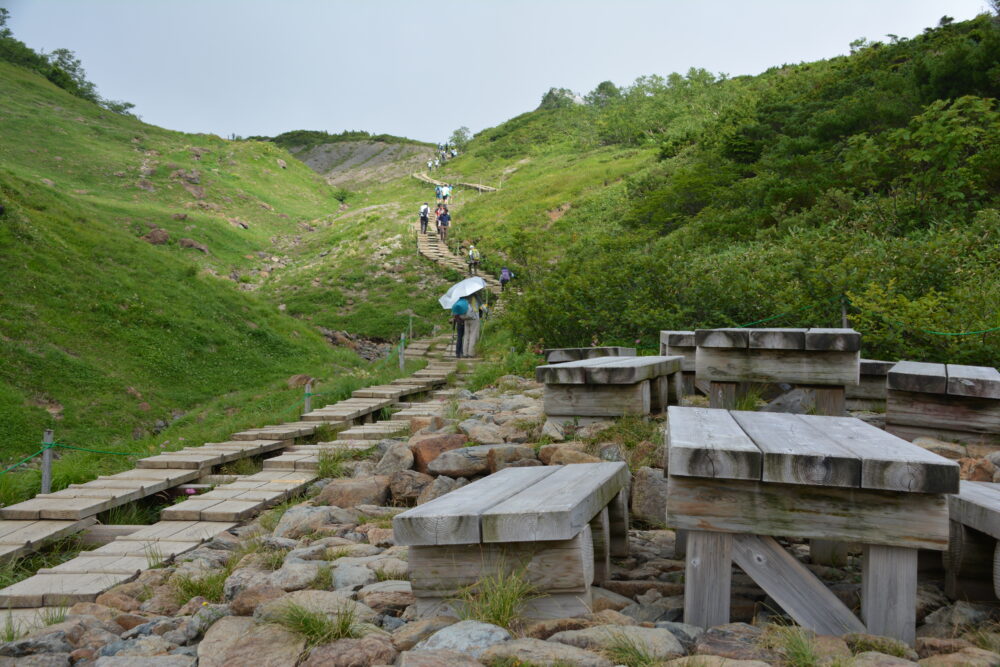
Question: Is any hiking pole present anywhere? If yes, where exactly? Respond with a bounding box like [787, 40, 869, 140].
[41, 429, 53, 494]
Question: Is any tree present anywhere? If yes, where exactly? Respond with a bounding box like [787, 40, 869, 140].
[448, 126, 471, 151]
[585, 80, 621, 107]
[538, 87, 580, 110]
[0, 8, 11, 38]
[44, 48, 99, 102]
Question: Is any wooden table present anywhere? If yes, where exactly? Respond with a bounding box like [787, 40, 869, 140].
[694, 327, 861, 416]
[536, 355, 683, 422]
[665, 406, 959, 644]
[543, 346, 636, 363]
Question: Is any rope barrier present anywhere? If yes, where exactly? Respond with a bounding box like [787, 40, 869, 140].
[0, 446, 50, 476]
[50, 443, 132, 456]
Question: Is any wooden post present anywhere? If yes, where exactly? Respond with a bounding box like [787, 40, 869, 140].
[589, 507, 611, 585]
[399, 333, 406, 371]
[41, 429, 54, 494]
[684, 530, 732, 629]
[709, 381, 738, 409]
[811, 386, 846, 417]
[862, 544, 917, 645]
[607, 490, 629, 557]
[674, 529, 688, 559]
[409, 315, 413, 341]
[304, 382, 312, 415]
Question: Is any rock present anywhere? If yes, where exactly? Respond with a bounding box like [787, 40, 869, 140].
[268, 561, 321, 591]
[396, 649, 484, 666]
[94, 657, 195, 666]
[959, 457, 996, 481]
[664, 658, 770, 667]
[486, 444, 537, 472]
[852, 651, 919, 666]
[392, 617, 461, 651]
[96, 592, 140, 612]
[113, 614, 149, 632]
[205, 622, 305, 667]
[526, 617, 598, 639]
[357, 580, 415, 613]
[0, 634, 73, 657]
[916, 584, 949, 622]
[913, 437, 966, 460]
[369, 556, 408, 579]
[922, 602, 992, 633]
[919, 647, 1000, 665]
[655, 622, 705, 651]
[538, 442, 586, 464]
[497, 421, 531, 444]
[142, 228, 169, 245]
[276, 159, 287, 169]
[763, 387, 813, 414]
[272, 506, 359, 539]
[621, 595, 685, 623]
[230, 585, 285, 616]
[97, 634, 177, 656]
[414, 619, 511, 658]
[549, 448, 603, 465]
[631, 466, 669, 526]
[550, 624, 685, 660]
[390, 470, 435, 501]
[316, 476, 390, 508]
[197, 616, 257, 667]
[301, 635, 397, 666]
[255, 590, 376, 624]
[366, 526, 394, 547]
[600, 581, 684, 599]
[844, 633, 920, 661]
[375, 442, 414, 475]
[223, 567, 270, 600]
[591, 586, 635, 612]
[916, 637, 976, 658]
[177, 238, 208, 253]
[694, 623, 777, 662]
[505, 458, 543, 468]
[427, 445, 510, 477]
[409, 416, 445, 433]
[542, 420, 566, 442]
[409, 434, 467, 474]
[458, 420, 505, 445]
[68, 602, 118, 622]
[333, 562, 377, 590]
[416, 476, 459, 504]
[482, 637, 613, 666]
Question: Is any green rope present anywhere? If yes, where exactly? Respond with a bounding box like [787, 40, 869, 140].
[736, 300, 831, 328]
[0, 446, 50, 476]
[51, 443, 132, 456]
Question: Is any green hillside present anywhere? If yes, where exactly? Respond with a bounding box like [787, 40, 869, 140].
[429, 14, 1000, 365]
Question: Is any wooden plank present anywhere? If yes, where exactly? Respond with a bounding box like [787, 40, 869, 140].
[947, 365, 1000, 399]
[589, 507, 610, 585]
[0, 572, 133, 608]
[885, 423, 1000, 448]
[733, 534, 865, 635]
[943, 520, 994, 579]
[0, 497, 112, 521]
[544, 382, 650, 417]
[811, 386, 846, 417]
[584, 356, 682, 385]
[683, 531, 732, 629]
[847, 376, 889, 401]
[607, 490, 629, 558]
[201, 500, 263, 522]
[949, 481, 1000, 540]
[748, 328, 807, 350]
[886, 390, 1000, 434]
[666, 476, 949, 550]
[862, 544, 918, 645]
[665, 331, 696, 347]
[104, 468, 200, 484]
[697, 348, 860, 386]
[861, 359, 895, 376]
[708, 381, 738, 410]
[796, 415, 959, 494]
[482, 463, 629, 542]
[695, 328, 748, 349]
[666, 406, 762, 481]
[0, 518, 95, 547]
[887, 361, 947, 394]
[40, 555, 148, 576]
[160, 498, 223, 521]
[409, 526, 594, 596]
[535, 357, 617, 384]
[120, 520, 236, 542]
[90, 540, 200, 558]
[544, 347, 636, 363]
[731, 411, 860, 487]
[805, 328, 861, 352]
[393, 466, 560, 546]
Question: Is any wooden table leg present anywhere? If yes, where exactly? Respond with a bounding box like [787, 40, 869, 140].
[862, 544, 917, 645]
[607, 490, 629, 558]
[809, 385, 846, 417]
[589, 507, 611, 585]
[709, 382, 738, 409]
[684, 530, 732, 629]
[674, 529, 688, 559]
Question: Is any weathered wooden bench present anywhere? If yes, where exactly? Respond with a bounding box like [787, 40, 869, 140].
[660, 331, 698, 395]
[665, 406, 958, 644]
[393, 462, 630, 619]
[886, 361, 1000, 452]
[536, 355, 683, 422]
[695, 327, 861, 415]
[944, 481, 1000, 601]
[845, 359, 894, 411]
[543, 346, 636, 363]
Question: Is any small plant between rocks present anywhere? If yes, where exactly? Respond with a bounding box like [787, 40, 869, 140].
[453, 561, 540, 631]
[270, 602, 364, 647]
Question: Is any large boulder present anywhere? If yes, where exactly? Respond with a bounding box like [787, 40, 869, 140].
[486, 444, 537, 472]
[255, 590, 376, 624]
[200, 621, 305, 667]
[390, 470, 435, 501]
[416, 476, 461, 504]
[414, 620, 511, 658]
[409, 434, 467, 473]
[356, 580, 415, 614]
[481, 637, 614, 667]
[631, 466, 668, 526]
[549, 624, 685, 661]
[693, 623, 778, 662]
[428, 445, 513, 477]
[272, 506, 359, 539]
[391, 617, 459, 651]
[301, 635, 397, 667]
[375, 442, 414, 475]
[315, 476, 389, 508]
[458, 420, 505, 445]
[549, 448, 603, 465]
[538, 442, 587, 464]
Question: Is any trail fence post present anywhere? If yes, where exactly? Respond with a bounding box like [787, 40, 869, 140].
[841, 298, 849, 328]
[409, 315, 413, 341]
[41, 429, 53, 494]
[399, 333, 406, 371]
[304, 381, 312, 415]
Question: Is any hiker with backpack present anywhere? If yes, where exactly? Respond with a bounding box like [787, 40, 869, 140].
[434, 185, 442, 201]
[451, 296, 468, 358]
[419, 202, 430, 234]
[441, 184, 451, 203]
[461, 290, 482, 357]
[499, 266, 514, 291]
[467, 244, 481, 276]
[437, 206, 451, 243]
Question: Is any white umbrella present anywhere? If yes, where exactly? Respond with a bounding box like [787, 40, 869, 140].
[439, 277, 487, 309]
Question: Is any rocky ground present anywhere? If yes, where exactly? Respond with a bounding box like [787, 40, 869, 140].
[4, 377, 1000, 666]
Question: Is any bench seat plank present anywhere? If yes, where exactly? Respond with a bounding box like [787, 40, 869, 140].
[666, 407, 762, 481]
[481, 462, 629, 542]
[888, 361, 947, 394]
[949, 482, 1000, 540]
[536, 356, 681, 385]
[748, 328, 807, 350]
[947, 365, 1000, 400]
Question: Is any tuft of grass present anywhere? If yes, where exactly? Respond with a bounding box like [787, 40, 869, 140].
[373, 566, 406, 582]
[603, 631, 661, 667]
[327, 546, 352, 560]
[357, 514, 394, 530]
[310, 564, 333, 590]
[843, 632, 911, 659]
[453, 562, 540, 630]
[258, 494, 305, 533]
[39, 606, 68, 627]
[734, 387, 764, 412]
[270, 602, 363, 647]
[143, 542, 166, 569]
[100, 502, 161, 526]
[219, 457, 263, 476]
[966, 623, 1000, 653]
[316, 446, 377, 480]
[0, 610, 23, 642]
[170, 569, 229, 605]
[259, 548, 289, 571]
[760, 624, 820, 667]
[583, 414, 662, 472]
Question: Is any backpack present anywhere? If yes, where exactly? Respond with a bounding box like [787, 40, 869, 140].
[451, 298, 469, 316]
[500, 268, 512, 281]
[470, 248, 481, 261]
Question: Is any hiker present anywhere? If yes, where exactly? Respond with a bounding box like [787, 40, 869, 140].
[441, 184, 451, 203]
[434, 203, 446, 235]
[499, 266, 514, 291]
[451, 296, 468, 358]
[438, 206, 451, 243]
[419, 202, 430, 234]
[462, 291, 482, 357]
[467, 244, 481, 275]
[426, 159, 433, 172]
[434, 158, 440, 169]
[434, 184, 442, 201]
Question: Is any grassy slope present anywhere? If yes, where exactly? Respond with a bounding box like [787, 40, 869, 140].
[0, 62, 438, 499]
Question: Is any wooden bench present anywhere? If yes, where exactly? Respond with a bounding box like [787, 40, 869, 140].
[665, 406, 958, 644]
[393, 463, 630, 619]
[536, 356, 683, 422]
[695, 327, 861, 416]
[846, 359, 894, 411]
[886, 361, 1000, 452]
[660, 331, 698, 395]
[543, 346, 636, 364]
[944, 481, 1000, 601]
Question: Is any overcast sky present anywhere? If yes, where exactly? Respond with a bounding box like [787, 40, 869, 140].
[5, 0, 990, 142]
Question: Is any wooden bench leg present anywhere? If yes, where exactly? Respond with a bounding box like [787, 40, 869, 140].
[709, 382, 738, 409]
[862, 544, 917, 645]
[944, 521, 996, 600]
[607, 490, 629, 558]
[684, 530, 732, 629]
[810, 539, 849, 566]
[674, 529, 688, 559]
[811, 386, 846, 417]
[589, 507, 611, 586]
